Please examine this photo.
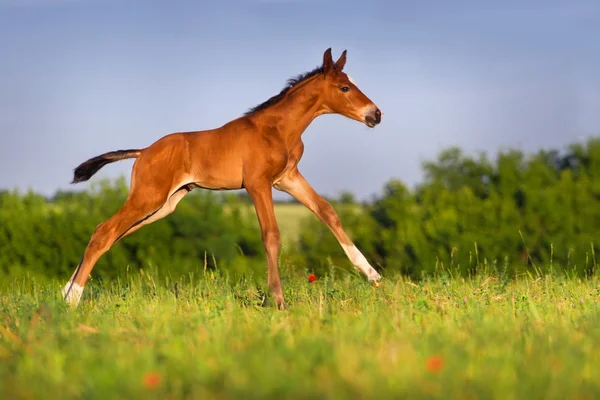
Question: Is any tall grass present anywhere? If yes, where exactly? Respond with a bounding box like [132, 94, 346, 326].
[1, 268, 599, 399]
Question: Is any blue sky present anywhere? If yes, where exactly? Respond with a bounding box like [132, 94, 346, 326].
[1, 0, 599, 200]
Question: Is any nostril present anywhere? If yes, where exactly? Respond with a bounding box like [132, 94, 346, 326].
[374, 108, 382, 122]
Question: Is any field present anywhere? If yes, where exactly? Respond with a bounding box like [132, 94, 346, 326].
[1, 269, 599, 399]
[273, 203, 314, 244]
[237, 202, 355, 245]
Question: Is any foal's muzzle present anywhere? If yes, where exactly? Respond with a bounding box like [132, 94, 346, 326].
[365, 108, 382, 128]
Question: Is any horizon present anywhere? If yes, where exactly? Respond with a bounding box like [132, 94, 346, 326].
[1, 0, 599, 200]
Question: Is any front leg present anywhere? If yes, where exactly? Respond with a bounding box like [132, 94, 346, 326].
[245, 181, 286, 310]
[275, 169, 381, 281]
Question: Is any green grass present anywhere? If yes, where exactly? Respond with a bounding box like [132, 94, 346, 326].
[273, 203, 314, 244]
[222, 202, 313, 245]
[1, 269, 600, 399]
[274, 202, 361, 244]
[226, 202, 343, 245]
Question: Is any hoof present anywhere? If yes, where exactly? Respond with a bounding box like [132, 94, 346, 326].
[367, 269, 381, 282]
[62, 281, 84, 307]
[275, 298, 287, 311]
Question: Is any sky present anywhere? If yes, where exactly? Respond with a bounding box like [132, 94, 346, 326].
[1, 0, 599, 201]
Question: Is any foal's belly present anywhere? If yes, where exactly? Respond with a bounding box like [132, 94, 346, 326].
[187, 148, 244, 191]
[191, 179, 243, 191]
[188, 161, 244, 191]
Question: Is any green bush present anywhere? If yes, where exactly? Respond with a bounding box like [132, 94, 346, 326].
[1, 137, 599, 282]
[296, 138, 600, 278]
[0, 177, 264, 282]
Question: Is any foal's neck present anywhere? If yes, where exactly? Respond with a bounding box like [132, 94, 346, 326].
[258, 76, 328, 148]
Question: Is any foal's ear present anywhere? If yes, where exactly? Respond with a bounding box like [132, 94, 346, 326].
[335, 50, 347, 71]
[322, 48, 334, 73]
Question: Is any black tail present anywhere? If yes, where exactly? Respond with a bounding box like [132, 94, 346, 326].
[71, 149, 142, 184]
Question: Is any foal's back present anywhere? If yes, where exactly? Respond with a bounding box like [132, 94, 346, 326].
[134, 115, 273, 192]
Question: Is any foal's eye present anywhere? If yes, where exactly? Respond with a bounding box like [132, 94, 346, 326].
[340, 86, 350, 93]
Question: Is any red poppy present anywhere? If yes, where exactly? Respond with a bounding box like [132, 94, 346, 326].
[143, 372, 161, 389]
[425, 355, 445, 373]
[308, 274, 316, 282]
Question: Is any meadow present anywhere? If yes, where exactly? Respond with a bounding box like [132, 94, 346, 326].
[1, 268, 599, 399]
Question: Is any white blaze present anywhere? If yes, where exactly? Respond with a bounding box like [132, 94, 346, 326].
[347, 75, 357, 85]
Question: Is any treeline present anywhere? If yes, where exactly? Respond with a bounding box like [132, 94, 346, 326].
[298, 138, 600, 278]
[0, 179, 265, 282]
[1, 138, 599, 282]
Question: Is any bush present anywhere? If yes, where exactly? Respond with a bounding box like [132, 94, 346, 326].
[295, 138, 600, 278]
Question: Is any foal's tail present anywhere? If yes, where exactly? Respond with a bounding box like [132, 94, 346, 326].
[71, 149, 142, 184]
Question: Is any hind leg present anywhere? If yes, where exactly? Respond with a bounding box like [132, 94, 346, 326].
[110, 185, 192, 239]
[62, 185, 191, 306]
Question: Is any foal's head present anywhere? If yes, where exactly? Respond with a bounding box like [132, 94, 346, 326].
[319, 48, 382, 128]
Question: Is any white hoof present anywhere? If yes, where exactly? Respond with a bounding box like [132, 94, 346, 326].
[367, 270, 382, 281]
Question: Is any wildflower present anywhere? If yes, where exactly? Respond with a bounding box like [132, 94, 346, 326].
[143, 372, 161, 389]
[308, 274, 316, 282]
[425, 355, 445, 373]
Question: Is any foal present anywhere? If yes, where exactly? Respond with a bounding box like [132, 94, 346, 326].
[63, 48, 383, 309]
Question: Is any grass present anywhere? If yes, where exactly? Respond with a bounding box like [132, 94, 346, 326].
[222, 202, 313, 245]
[273, 203, 314, 244]
[273, 202, 362, 245]
[1, 269, 600, 399]
[228, 202, 356, 245]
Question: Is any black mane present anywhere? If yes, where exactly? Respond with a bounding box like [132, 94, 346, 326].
[244, 65, 324, 116]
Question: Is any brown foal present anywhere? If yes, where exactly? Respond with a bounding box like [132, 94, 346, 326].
[63, 48, 383, 309]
